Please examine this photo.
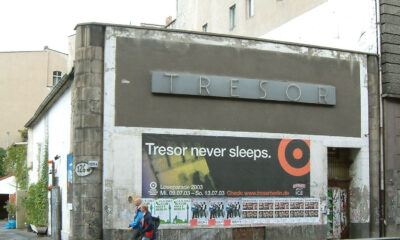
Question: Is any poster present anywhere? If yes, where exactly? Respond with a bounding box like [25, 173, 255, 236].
[226, 199, 242, 225]
[142, 133, 310, 198]
[67, 153, 73, 203]
[153, 199, 172, 224]
[208, 199, 226, 225]
[171, 199, 191, 224]
[142, 198, 155, 215]
[191, 199, 208, 225]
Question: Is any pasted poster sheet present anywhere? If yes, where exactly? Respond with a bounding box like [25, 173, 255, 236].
[171, 198, 190, 224]
[142, 133, 310, 198]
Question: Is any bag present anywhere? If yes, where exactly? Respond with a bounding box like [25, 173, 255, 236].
[151, 216, 160, 240]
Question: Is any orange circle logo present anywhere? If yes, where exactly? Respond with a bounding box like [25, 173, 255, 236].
[278, 139, 310, 176]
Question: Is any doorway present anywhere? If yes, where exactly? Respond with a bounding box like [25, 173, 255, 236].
[327, 148, 352, 239]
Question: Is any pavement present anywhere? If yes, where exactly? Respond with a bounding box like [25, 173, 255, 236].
[0, 220, 51, 240]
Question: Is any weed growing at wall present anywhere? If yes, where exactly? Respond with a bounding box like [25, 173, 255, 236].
[4, 144, 28, 190]
[0, 148, 6, 177]
[23, 143, 48, 227]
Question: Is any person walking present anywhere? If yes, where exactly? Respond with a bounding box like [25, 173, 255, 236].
[140, 204, 154, 240]
[128, 198, 143, 240]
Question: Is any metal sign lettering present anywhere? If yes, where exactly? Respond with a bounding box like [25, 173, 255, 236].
[151, 71, 336, 105]
[75, 163, 93, 177]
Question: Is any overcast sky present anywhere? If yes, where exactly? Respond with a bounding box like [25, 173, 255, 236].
[0, 0, 176, 53]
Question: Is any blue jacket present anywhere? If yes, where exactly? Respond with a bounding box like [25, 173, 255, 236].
[129, 207, 143, 229]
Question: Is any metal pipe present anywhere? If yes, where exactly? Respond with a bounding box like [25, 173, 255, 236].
[375, 0, 385, 236]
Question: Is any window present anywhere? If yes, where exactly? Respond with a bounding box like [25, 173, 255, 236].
[248, 0, 254, 18]
[53, 71, 62, 86]
[202, 23, 208, 32]
[230, 4, 236, 29]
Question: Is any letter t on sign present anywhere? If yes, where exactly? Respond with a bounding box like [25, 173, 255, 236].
[164, 73, 179, 93]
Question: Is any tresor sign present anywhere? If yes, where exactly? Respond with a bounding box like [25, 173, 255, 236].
[151, 71, 336, 105]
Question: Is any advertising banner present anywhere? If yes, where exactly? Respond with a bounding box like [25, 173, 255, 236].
[142, 133, 310, 198]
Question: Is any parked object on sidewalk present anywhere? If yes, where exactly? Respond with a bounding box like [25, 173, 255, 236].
[4, 219, 16, 229]
[30, 224, 47, 235]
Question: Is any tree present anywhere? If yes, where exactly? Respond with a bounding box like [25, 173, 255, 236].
[4, 145, 28, 190]
[0, 148, 6, 177]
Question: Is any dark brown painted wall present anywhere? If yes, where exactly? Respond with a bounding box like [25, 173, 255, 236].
[115, 37, 361, 137]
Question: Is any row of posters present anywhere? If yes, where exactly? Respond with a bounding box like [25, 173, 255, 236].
[142, 198, 320, 226]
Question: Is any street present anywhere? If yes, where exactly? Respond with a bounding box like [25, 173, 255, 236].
[0, 220, 51, 240]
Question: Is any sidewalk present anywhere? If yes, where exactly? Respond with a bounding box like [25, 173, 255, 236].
[0, 220, 51, 240]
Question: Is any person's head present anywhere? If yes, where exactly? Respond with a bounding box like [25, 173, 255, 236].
[134, 198, 142, 207]
[141, 204, 148, 214]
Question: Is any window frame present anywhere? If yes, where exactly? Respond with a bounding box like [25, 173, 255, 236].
[229, 4, 236, 30]
[248, 0, 255, 18]
[52, 71, 62, 86]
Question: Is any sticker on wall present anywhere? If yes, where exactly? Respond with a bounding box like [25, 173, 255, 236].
[75, 162, 93, 177]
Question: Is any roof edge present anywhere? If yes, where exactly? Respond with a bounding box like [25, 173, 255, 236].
[74, 22, 377, 56]
[25, 69, 74, 128]
[0, 174, 14, 182]
[0, 48, 68, 55]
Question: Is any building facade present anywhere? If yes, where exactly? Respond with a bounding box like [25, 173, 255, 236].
[0, 48, 68, 148]
[169, 0, 377, 54]
[170, 0, 326, 39]
[25, 23, 379, 239]
[170, 1, 400, 238]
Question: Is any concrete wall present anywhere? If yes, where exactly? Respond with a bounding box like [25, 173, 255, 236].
[368, 55, 381, 238]
[173, 0, 326, 38]
[102, 25, 370, 239]
[262, 0, 378, 54]
[383, 98, 400, 236]
[0, 50, 68, 148]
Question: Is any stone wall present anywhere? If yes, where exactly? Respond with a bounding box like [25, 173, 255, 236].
[381, 0, 400, 236]
[70, 25, 105, 240]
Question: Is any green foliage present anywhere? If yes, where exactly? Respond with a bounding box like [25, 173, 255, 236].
[23, 143, 48, 227]
[18, 128, 28, 142]
[0, 148, 6, 177]
[4, 200, 16, 216]
[4, 145, 28, 190]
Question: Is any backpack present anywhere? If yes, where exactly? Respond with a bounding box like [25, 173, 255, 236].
[151, 216, 160, 240]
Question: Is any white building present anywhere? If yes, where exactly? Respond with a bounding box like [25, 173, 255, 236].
[25, 72, 72, 239]
[169, 0, 378, 54]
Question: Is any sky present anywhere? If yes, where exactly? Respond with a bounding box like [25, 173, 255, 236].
[0, 0, 176, 53]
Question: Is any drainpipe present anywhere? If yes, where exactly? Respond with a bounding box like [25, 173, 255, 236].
[375, 0, 385, 236]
